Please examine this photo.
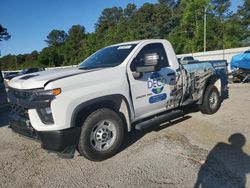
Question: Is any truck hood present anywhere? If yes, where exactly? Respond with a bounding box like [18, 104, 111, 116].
[8, 67, 102, 90]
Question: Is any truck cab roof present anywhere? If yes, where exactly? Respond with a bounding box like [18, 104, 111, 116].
[109, 39, 171, 47]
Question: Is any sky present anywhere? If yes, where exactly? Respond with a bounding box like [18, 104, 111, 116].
[0, 0, 244, 56]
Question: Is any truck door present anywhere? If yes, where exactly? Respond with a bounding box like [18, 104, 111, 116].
[0, 70, 8, 108]
[128, 42, 177, 121]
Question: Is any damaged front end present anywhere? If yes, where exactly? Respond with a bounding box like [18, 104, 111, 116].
[7, 88, 79, 159]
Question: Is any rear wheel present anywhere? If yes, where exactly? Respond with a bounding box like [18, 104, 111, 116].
[199, 85, 221, 114]
[78, 108, 124, 161]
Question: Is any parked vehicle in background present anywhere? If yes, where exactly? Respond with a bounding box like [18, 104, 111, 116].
[0, 70, 8, 109]
[231, 50, 250, 83]
[178, 56, 199, 64]
[4, 68, 45, 85]
[7, 39, 228, 161]
[178, 56, 194, 61]
[19, 67, 45, 75]
[4, 71, 20, 81]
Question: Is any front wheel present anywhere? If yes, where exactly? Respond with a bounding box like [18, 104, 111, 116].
[199, 85, 221, 114]
[78, 108, 124, 161]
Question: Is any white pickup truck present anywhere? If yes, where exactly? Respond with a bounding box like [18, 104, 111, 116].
[8, 39, 228, 161]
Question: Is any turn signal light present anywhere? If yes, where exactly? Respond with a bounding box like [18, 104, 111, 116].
[52, 88, 61, 96]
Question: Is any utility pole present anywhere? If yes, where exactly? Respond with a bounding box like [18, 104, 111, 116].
[204, 6, 209, 52]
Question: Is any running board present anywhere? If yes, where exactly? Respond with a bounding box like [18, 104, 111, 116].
[135, 110, 184, 130]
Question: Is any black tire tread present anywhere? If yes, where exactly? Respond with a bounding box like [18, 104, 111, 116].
[199, 85, 221, 115]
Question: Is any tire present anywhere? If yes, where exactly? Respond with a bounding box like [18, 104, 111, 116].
[78, 108, 124, 161]
[199, 85, 221, 114]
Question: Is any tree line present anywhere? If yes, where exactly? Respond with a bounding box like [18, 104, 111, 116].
[0, 0, 249, 70]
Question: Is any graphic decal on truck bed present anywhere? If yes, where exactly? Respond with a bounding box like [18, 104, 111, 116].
[166, 70, 183, 109]
[147, 72, 167, 104]
[182, 63, 215, 104]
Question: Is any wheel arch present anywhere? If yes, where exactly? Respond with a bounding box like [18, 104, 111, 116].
[197, 75, 222, 104]
[70, 94, 132, 132]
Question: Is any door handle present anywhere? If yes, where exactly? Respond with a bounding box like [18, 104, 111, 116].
[167, 72, 175, 76]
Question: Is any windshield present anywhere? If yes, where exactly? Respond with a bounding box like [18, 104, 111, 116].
[79, 44, 137, 69]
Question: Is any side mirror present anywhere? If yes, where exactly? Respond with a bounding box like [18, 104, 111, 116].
[136, 66, 156, 73]
[136, 53, 160, 73]
[144, 53, 159, 66]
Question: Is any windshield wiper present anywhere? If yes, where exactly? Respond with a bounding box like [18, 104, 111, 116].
[78, 66, 97, 70]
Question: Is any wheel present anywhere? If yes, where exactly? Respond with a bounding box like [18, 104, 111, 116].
[199, 85, 221, 114]
[78, 108, 124, 161]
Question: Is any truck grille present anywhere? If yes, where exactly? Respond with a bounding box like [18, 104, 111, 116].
[11, 104, 29, 118]
[8, 88, 33, 99]
[8, 88, 39, 139]
[10, 103, 38, 139]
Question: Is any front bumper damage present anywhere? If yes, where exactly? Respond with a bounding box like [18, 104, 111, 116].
[8, 88, 80, 158]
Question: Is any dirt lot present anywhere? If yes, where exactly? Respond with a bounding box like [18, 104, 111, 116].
[0, 84, 250, 188]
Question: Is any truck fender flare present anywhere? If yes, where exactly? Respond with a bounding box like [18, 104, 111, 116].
[197, 75, 221, 104]
[70, 94, 132, 132]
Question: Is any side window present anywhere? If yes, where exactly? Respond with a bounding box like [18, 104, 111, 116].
[130, 43, 169, 71]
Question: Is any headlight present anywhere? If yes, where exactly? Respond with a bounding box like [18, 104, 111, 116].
[34, 88, 61, 124]
[37, 107, 54, 124]
[34, 88, 61, 96]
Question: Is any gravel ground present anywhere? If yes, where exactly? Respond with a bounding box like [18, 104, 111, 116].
[0, 83, 250, 188]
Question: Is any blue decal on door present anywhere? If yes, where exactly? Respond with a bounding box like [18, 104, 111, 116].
[149, 93, 167, 104]
[147, 72, 167, 103]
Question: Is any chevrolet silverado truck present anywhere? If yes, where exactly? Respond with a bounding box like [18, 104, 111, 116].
[7, 39, 228, 161]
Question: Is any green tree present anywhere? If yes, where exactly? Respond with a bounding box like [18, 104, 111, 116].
[0, 55, 15, 70]
[96, 7, 123, 33]
[0, 24, 11, 41]
[211, 0, 231, 18]
[124, 3, 137, 18]
[237, 0, 250, 45]
[95, 6, 124, 47]
[45, 30, 67, 47]
[63, 25, 86, 65]
[38, 47, 63, 67]
[154, 0, 179, 38]
[25, 51, 39, 62]
[168, 0, 210, 53]
[237, 0, 250, 27]
[38, 47, 51, 67]
[84, 33, 98, 57]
